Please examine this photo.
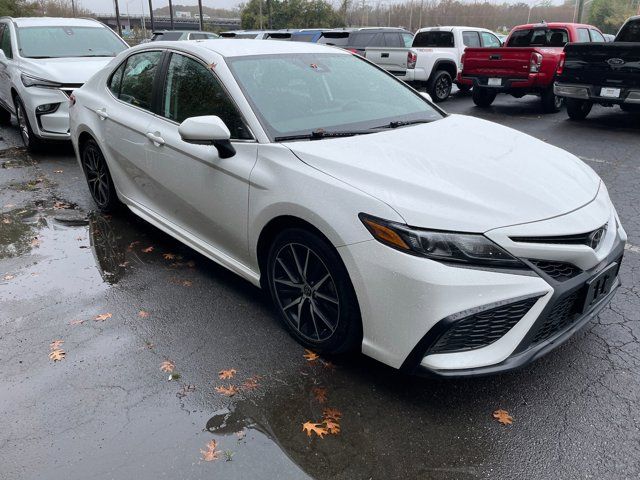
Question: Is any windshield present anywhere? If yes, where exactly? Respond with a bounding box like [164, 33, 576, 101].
[616, 19, 640, 42]
[507, 28, 568, 47]
[17, 26, 126, 58]
[227, 53, 443, 141]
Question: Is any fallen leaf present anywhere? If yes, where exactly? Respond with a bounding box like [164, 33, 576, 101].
[160, 360, 175, 373]
[2, 274, 15, 281]
[127, 241, 140, 251]
[322, 408, 342, 421]
[53, 201, 72, 210]
[303, 349, 319, 362]
[200, 439, 220, 462]
[182, 280, 193, 287]
[49, 349, 66, 361]
[138, 310, 150, 318]
[323, 418, 341, 435]
[49, 339, 64, 350]
[241, 376, 260, 391]
[218, 369, 237, 380]
[1, 217, 11, 224]
[94, 313, 112, 322]
[53, 169, 63, 173]
[142, 246, 154, 253]
[31, 237, 40, 247]
[69, 319, 85, 326]
[312, 386, 327, 403]
[492, 409, 513, 426]
[302, 421, 328, 438]
[118, 261, 129, 268]
[163, 253, 176, 260]
[215, 385, 239, 396]
[176, 384, 196, 398]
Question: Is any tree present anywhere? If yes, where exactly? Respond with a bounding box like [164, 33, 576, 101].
[0, 0, 36, 16]
[240, 0, 344, 30]
[589, 0, 637, 34]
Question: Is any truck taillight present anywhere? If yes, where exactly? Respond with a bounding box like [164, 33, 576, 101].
[529, 52, 543, 73]
[556, 52, 566, 75]
[407, 51, 417, 69]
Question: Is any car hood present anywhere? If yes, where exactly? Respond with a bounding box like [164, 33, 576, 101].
[20, 57, 115, 84]
[285, 114, 600, 232]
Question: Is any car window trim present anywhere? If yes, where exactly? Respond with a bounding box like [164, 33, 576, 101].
[154, 48, 256, 142]
[462, 31, 481, 48]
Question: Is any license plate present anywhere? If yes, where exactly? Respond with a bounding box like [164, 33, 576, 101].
[488, 78, 502, 86]
[582, 262, 618, 313]
[600, 87, 621, 98]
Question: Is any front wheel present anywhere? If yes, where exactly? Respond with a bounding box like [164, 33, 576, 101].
[266, 228, 362, 355]
[81, 139, 121, 212]
[14, 96, 44, 152]
[472, 87, 497, 107]
[428, 70, 453, 102]
[541, 87, 564, 113]
[566, 98, 592, 121]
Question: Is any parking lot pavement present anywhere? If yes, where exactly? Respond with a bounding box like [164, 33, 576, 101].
[1, 96, 639, 480]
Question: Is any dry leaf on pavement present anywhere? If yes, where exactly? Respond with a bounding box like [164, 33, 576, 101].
[142, 246, 154, 253]
[160, 360, 175, 373]
[94, 313, 112, 321]
[312, 386, 327, 403]
[218, 369, 237, 380]
[323, 418, 341, 435]
[492, 409, 513, 425]
[201, 440, 220, 462]
[138, 310, 150, 318]
[49, 349, 66, 362]
[322, 408, 342, 421]
[215, 385, 239, 396]
[302, 421, 328, 438]
[163, 253, 176, 260]
[303, 349, 319, 362]
[50, 339, 64, 350]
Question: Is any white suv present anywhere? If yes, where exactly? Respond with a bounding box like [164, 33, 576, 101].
[0, 17, 127, 151]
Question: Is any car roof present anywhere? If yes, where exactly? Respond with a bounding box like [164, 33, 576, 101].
[4, 17, 104, 28]
[514, 22, 596, 30]
[416, 26, 493, 32]
[133, 39, 349, 58]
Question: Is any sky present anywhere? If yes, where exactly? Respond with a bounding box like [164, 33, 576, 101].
[84, 0, 566, 15]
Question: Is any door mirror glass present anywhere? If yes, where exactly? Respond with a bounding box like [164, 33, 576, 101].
[179, 115, 236, 158]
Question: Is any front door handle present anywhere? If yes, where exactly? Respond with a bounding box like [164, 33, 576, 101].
[96, 108, 109, 120]
[146, 132, 165, 146]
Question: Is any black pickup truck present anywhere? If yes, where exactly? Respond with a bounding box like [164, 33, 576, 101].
[554, 16, 640, 120]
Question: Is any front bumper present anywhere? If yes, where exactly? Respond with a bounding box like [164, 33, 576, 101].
[338, 190, 626, 376]
[554, 82, 640, 105]
[21, 86, 74, 140]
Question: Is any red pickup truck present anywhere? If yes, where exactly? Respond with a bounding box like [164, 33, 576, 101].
[458, 22, 606, 112]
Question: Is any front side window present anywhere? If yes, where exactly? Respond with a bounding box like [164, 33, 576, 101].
[16, 26, 126, 58]
[162, 53, 251, 139]
[590, 29, 605, 42]
[227, 53, 443, 140]
[481, 32, 501, 47]
[577, 28, 591, 43]
[1, 23, 13, 59]
[507, 28, 568, 47]
[412, 31, 454, 48]
[462, 31, 481, 48]
[117, 50, 162, 111]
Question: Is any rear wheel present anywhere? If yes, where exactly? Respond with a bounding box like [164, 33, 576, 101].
[266, 228, 362, 355]
[566, 99, 592, 121]
[472, 87, 497, 107]
[541, 87, 564, 113]
[81, 139, 120, 212]
[428, 70, 453, 102]
[14, 95, 44, 152]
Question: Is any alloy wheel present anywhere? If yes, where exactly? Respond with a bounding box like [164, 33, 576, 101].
[83, 144, 110, 207]
[435, 76, 451, 100]
[271, 242, 340, 342]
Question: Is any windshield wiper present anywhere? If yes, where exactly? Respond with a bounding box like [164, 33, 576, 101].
[375, 119, 433, 129]
[274, 129, 373, 142]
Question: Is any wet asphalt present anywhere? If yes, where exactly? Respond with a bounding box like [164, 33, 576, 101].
[1, 93, 639, 480]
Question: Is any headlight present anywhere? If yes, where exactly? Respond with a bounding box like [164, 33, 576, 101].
[359, 213, 525, 269]
[21, 73, 62, 89]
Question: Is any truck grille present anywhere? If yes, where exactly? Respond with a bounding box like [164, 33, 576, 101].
[428, 297, 539, 354]
[529, 259, 582, 282]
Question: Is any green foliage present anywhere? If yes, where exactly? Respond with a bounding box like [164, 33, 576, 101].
[0, 0, 36, 16]
[588, 0, 637, 34]
[240, 0, 344, 30]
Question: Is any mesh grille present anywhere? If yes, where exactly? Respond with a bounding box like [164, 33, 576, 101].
[429, 297, 539, 354]
[529, 259, 582, 282]
[532, 291, 582, 344]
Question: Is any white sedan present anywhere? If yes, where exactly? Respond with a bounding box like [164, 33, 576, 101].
[69, 40, 626, 376]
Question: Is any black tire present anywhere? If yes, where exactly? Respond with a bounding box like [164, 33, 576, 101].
[13, 95, 44, 152]
[81, 138, 120, 212]
[472, 87, 497, 108]
[266, 228, 362, 355]
[566, 98, 592, 121]
[456, 83, 472, 93]
[0, 104, 10, 125]
[428, 70, 453, 102]
[541, 87, 564, 113]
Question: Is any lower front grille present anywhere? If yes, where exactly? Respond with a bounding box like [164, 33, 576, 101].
[532, 291, 582, 344]
[429, 297, 539, 354]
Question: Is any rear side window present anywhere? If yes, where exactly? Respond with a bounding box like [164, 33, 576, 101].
[292, 33, 316, 42]
[412, 31, 454, 48]
[161, 53, 251, 139]
[401, 33, 413, 47]
[481, 31, 501, 47]
[113, 50, 162, 111]
[349, 32, 378, 48]
[1, 23, 13, 59]
[383, 33, 402, 47]
[616, 19, 640, 42]
[462, 31, 481, 47]
[590, 29, 605, 42]
[189, 33, 207, 40]
[507, 28, 568, 47]
[318, 32, 350, 46]
[577, 28, 590, 43]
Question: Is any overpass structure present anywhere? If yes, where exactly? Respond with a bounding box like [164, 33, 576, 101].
[96, 15, 241, 33]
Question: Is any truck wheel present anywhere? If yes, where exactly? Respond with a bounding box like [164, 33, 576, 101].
[472, 87, 497, 108]
[541, 87, 564, 113]
[566, 99, 592, 121]
[428, 70, 453, 102]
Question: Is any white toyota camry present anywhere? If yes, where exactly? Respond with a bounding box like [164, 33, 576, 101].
[69, 40, 626, 377]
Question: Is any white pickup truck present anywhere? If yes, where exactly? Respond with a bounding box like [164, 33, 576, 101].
[365, 26, 503, 102]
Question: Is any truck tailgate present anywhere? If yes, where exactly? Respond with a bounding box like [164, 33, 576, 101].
[561, 42, 640, 89]
[364, 47, 409, 76]
[463, 47, 533, 78]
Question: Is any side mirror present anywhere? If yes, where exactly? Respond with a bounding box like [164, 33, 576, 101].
[420, 92, 433, 102]
[178, 115, 236, 159]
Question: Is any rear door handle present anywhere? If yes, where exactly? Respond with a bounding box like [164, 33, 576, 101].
[96, 108, 109, 120]
[381, 52, 389, 58]
[146, 132, 165, 146]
